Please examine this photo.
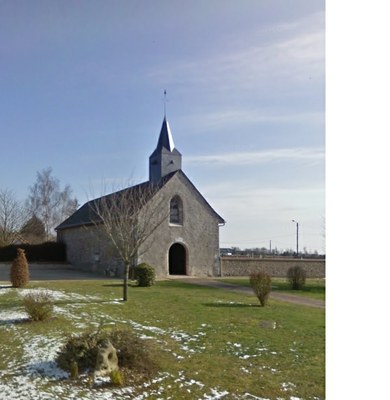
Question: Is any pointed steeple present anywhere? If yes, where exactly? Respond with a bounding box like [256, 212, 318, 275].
[149, 117, 182, 184]
[156, 117, 175, 152]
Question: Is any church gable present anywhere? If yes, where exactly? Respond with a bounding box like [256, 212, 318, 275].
[138, 170, 224, 277]
[162, 170, 225, 226]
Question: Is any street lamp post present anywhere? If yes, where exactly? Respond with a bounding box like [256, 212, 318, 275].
[292, 220, 299, 257]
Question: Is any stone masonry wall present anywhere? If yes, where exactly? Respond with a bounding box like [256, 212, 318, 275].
[139, 173, 221, 277]
[220, 257, 325, 278]
[57, 225, 123, 276]
[57, 172, 223, 278]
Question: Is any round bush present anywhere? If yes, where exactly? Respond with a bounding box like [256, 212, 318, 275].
[134, 263, 155, 287]
[287, 265, 306, 290]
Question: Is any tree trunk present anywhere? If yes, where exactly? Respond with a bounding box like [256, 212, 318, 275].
[123, 262, 130, 301]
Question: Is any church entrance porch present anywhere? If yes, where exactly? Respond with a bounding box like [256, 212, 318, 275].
[169, 243, 187, 275]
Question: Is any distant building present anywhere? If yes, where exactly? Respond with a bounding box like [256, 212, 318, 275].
[56, 117, 225, 277]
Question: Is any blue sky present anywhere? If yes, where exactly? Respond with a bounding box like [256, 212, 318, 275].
[0, 0, 325, 252]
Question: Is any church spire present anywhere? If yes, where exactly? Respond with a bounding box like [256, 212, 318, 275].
[157, 117, 175, 152]
[149, 117, 182, 184]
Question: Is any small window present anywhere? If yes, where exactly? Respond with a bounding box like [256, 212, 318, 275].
[170, 195, 183, 225]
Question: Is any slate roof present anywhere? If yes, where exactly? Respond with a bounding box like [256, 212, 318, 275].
[156, 117, 175, 151]
[56, 170, 225, 231]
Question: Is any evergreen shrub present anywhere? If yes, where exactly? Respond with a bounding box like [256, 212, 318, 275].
[287, 265, 306, 290]
[249, 271, 272, 307]
[10, 248, 30, 288]
[134, 263, 155, 287]
[23, 290, 54, 321]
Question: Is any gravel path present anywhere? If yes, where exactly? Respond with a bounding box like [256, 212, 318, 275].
[170, 277, 325, 309]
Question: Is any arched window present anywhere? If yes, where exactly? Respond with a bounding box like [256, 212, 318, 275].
[170, 195, 183, 225]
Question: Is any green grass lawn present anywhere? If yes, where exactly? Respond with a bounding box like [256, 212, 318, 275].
[217, 277, 326, 301]
[0, 279, 325, 399]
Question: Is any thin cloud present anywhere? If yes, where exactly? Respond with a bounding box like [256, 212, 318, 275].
[178, 108, 324, 134]
[146, 13, 324, 92]
[186, 147, 325, 167]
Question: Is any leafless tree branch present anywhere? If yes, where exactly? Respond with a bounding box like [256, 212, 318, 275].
[0, 189, 27, 246]
[89, 181, 168, 301]
[26, 167, 78, 241]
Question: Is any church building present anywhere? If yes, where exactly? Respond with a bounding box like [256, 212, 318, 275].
[56, 117, 225, 277]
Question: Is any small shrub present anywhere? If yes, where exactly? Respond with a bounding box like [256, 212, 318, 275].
[287, 265, 306, 290]
[10, 248, 29, 288]
[110, 369, 124, 386]
[134, 263, 155, 287]
[249, 271, 272, 307]
[23, 290, 54, 321]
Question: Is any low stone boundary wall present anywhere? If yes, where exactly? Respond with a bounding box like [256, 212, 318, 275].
[220, 257, 325, 278]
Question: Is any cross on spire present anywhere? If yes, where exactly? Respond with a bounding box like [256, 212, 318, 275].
[163, 89, 168, 117]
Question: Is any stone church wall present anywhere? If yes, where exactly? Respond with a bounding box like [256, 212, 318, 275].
[57, 226, 123, 276]
[220, 257, 325, 278]
[58, 173, 223, 278]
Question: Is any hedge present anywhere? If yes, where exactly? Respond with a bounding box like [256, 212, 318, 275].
[0, 242, 66, 262]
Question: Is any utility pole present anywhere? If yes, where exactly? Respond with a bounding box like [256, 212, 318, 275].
[269, 240, 272, 254]
[292, 220, 299, 257]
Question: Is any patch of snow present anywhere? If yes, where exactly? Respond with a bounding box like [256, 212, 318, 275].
[226, 342, 274, 360]
[243, 394, 270, 400]
[127, 320, 166, 335]
[203, 388, 229, 399]
[23, 335, 68, 379]
[0, 309, 28, 324]
[281, 382, 297, 392]
[17, 287, 101, 303]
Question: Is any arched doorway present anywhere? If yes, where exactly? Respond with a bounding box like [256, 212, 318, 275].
[169, 243, 187, 275]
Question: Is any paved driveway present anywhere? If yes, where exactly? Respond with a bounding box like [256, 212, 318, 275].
[0, 263, 106, 282]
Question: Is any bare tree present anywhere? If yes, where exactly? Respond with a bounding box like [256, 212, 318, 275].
[89, 181, 168, 301]
[0, 189, 26, 246]
[26, 168, 78, 241]
[20, 214, 46, 244]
